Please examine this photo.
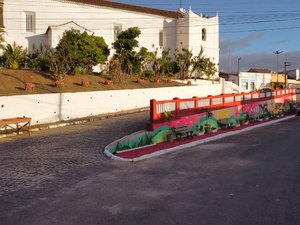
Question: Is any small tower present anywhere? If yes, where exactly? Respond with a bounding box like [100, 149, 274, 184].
[176, 8, 219, 76]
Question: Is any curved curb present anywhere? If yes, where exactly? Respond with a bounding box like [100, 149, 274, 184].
[104, 115, 296, 162]
[103, 130, 150, 162]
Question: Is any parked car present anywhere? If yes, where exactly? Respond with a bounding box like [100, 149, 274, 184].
[259, 88, 272, 92]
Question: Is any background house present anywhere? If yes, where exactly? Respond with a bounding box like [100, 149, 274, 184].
[238, 68, 290, 91]
[1, 0, 219, 74]
[239, 68, 272, 91]
[287, 69, 300, 81]
[219, 72, 238, 84]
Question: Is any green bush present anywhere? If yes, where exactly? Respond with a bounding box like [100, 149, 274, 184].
[37, 56, 50, 71]
[1, 42, 26, 69]
[55, 29, 109, 75]
[167, 61, 179, 75]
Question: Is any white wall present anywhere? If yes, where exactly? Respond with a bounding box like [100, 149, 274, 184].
[239, 72, 272, 91]
[177, 8, 219, 76]
[287, 69, 300, 80]
[228, 74, 238, 84]
[0, 84, 223, 125]
[3, 1, 218, 72]
[47, 22, 94, 48]
[4, 0, 173, 52]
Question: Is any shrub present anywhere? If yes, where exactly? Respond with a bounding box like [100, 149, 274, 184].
[167, 61, 179, 75]
[1, 42, 26, 69]
[56, 29, 109, 74]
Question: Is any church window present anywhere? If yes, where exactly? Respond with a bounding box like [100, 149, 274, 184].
[202, 28, 206, 41]
[25, 11, 36, 33]
[159, 30, 163, 47]
[114, 24, 122, 41]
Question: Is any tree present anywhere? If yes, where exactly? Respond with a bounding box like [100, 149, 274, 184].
[145, 47, 160, 77]
[132, 47, 149, 76]
[174, 47, 217, 81]
[174, 48, 193, 79]
[145, 47, 172, 78]
[108, 55, 122, 82]
[203, 58, 217, 81]
[159, 48, 172, 77]
[45, 46, 69, 82]
[190, 47, 206, 78]
[112, 27, 141, 74]
[56, 29, 109, 74]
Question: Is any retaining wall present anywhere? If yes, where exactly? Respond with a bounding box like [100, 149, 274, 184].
[0, 84, 223, 126]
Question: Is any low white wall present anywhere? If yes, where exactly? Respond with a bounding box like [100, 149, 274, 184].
[0, 84, 222, 125]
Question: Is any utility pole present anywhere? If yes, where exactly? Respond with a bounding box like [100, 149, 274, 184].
[228, 48, 231, 74]
[273, 51, 283, 86]
[237, 57, 241, 86]
[180, 0, 182, 8]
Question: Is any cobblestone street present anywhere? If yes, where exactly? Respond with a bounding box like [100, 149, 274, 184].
[1, 113, 300, 225]
[0, 111, 148, 196]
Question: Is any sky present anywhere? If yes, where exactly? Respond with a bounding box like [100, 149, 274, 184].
[116, 0, 300, 73]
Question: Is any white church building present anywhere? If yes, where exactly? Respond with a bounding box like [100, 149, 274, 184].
[0, 0, 219, 73]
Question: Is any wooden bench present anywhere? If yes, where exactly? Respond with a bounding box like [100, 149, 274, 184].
[173, 124, 193, 139]
[0, 117, 32, 136]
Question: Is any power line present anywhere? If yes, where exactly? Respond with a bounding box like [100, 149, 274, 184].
[4, 13, 300, 27]
[2, 2, 300, 35]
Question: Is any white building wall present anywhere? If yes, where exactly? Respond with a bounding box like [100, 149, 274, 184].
[229, 75, 238, 84]
[3, 0, 174, 52]
[0, 84, 223, 126]
[176, 9, 189, 50]
[47, 22, 94, 48]
[239, 72, 272, 91]
[188, 10, 219, 68]
[163, 19, 177, 56]
[177, 8, 219, 76]
[287, 69, 300, 80]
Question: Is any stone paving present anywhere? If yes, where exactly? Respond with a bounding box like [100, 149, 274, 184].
[0, 111, 148, 196]
[1, 113, 300, 225]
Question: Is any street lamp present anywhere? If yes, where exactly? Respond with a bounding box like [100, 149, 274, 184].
[237, 57, 241, 86]
[273, 50, 283, 85]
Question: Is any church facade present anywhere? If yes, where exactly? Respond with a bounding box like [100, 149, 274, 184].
[1, 0, 219, 73]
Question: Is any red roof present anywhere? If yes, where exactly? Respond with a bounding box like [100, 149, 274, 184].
[64, 0, 180, 18]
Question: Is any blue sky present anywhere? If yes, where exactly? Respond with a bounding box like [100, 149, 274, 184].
[116, 0, 300, 72]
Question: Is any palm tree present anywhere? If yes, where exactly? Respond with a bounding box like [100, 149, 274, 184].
[144, 46, 160, 77]
[159, 49, 172, 77]
[3, 42, 26, 69]
[174, 48, 193, 79]
[190, 47, 205, 78]
[203, 58, 217, 81]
